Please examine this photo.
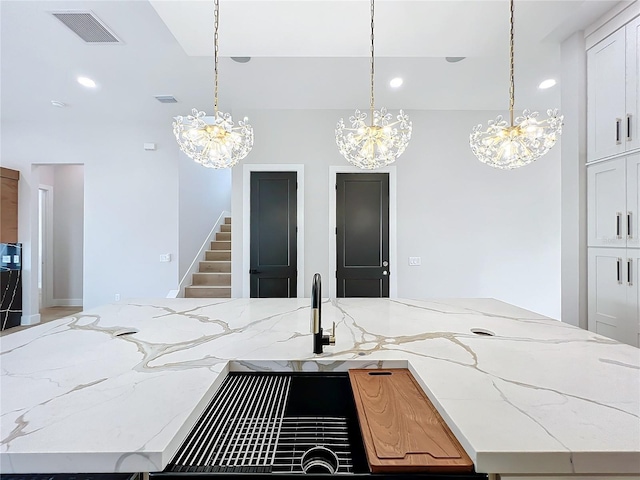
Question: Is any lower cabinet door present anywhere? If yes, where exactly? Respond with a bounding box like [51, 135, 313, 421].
[588, 248, 629, 343]
[625, 251, 640, 347]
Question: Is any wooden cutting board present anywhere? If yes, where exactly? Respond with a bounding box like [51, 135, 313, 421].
[349, 369, 474, 473]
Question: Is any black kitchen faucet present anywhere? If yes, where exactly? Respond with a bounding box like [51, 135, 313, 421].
[311, 273, 335, 354]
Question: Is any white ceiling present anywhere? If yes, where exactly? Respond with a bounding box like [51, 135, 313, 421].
[0, 0, 629, 124]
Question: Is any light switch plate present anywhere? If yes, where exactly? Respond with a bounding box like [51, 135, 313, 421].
[160, 253, 171, 263]
[408, 257, 421, 266]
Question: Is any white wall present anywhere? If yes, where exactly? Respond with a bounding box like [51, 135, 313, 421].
[560, 32, 588, 329]
[1, 120, 181, 321]
[232, 109, 561, 319]
[52, 164, 84, 305]
[35, 164, 84, 306]
[178, 156, 231, 281]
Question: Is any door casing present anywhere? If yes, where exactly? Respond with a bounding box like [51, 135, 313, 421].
[329, 166, 397, 299]
[38, 184, 54, 309]
[242, 164, 305, 298]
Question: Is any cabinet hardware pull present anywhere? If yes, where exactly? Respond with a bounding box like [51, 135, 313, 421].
[617, 212, 622, 239]
[627, 114, 633, 141]
[628, 259, 633, 286]
[617, 258, 622, 284]
[628, 212, 633, 239]
[616, 118, 622, 144]
[249, 269, 260, 274]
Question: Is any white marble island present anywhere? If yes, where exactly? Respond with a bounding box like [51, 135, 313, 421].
[1, 298, 639, 477]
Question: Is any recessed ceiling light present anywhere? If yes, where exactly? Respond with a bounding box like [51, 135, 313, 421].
[231, 57, 251, 63]
[538, 78, 557, 89]
[390, 77, 403, 88]
[51, 100, 66, 108]
[445, 57, 466, 63]
[77, 76, 96, 88]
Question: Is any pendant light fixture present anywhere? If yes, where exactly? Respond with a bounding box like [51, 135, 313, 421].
[173, 0, 253, 169]
[469, 0, 563, 169]
[335, 0, 412, 170]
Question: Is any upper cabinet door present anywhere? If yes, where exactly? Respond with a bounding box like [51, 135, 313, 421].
[588, 158, 627, 247]
[626, 17, 640, 152]
[627, 154, 640, 247]
[588, 28, 627, 162]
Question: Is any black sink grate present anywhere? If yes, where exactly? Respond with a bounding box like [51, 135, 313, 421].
[272, 417, 354, 474]
[169, 374, 291, 472]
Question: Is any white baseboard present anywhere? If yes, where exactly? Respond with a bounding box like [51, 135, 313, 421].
[52, 299, 83, 307]
[21, 313, 41, 326]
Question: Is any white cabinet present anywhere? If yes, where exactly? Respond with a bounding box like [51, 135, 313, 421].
[627, 249, 640, 347]
[588, 17, 640, 162]
[587, 154, 640, 247]
[588, 248, 639, 347]
[627, 17, 640, 152]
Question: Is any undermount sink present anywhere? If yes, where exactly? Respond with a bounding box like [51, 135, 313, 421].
[154, 371, 487, 479]
[159, 372, 369, 477]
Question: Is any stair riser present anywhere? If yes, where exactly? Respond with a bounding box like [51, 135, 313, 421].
[210, 241, 231, 250]
[224, 217, 232, 224]
[220, 224, 231, 233]
[216, 232, 231, 241]
[185, 287, 231, 298]
[199, 261, 231, 273]
[205, 251, 231, 261]
[193, 273, 231, 286]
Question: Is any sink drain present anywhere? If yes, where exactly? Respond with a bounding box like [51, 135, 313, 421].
[301, 446, 339, 474]
[470, 328, 495, 337]
[113, 328, 139, 337]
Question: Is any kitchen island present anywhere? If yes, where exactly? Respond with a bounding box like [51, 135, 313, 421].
[1, 298, 639, 477]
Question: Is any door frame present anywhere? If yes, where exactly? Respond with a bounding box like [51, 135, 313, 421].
[242, 164, 305, 298]
[329, 166, 397, 299]
[38, 184, 54, 309]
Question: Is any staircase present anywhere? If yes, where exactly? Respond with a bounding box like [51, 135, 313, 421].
[185, 217, 231, 298]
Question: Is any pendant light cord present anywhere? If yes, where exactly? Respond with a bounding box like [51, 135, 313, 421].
[214, 0, 220, 115]
[509, 0, 515, 126]
[370, 0, 375, 125]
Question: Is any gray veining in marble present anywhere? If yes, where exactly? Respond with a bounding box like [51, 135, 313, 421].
[1, 297, 638, 475]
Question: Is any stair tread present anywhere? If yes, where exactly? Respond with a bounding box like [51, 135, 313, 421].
[186, 219, 232, 298]
[186, 285, 230, 289]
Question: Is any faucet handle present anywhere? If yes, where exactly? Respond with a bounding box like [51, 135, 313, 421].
[329, 321, 336, 346]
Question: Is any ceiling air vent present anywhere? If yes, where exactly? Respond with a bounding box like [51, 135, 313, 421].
[154, 95, 178, 104]
[52, 12, 121, 44]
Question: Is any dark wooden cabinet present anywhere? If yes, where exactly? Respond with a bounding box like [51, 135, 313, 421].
[1, 167, 20, 243]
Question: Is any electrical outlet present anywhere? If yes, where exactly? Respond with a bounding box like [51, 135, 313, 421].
[115, 293, 121, 301]
[408, 257, 421, 266]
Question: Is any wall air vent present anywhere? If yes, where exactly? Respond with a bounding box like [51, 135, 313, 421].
[154, 95, 178, 104]
[51, 12, 121, 44]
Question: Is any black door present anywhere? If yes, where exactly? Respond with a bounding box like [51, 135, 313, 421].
[336, 173, 389, 297]
[250, 171, 297, 298]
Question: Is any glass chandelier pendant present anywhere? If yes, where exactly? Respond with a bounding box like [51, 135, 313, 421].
[173, 0, 253, 169]
[336, 0, 412, 170]
[469, 0, 562, 170]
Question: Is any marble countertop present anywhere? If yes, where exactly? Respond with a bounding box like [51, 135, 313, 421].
[1, 298, 639, 476]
